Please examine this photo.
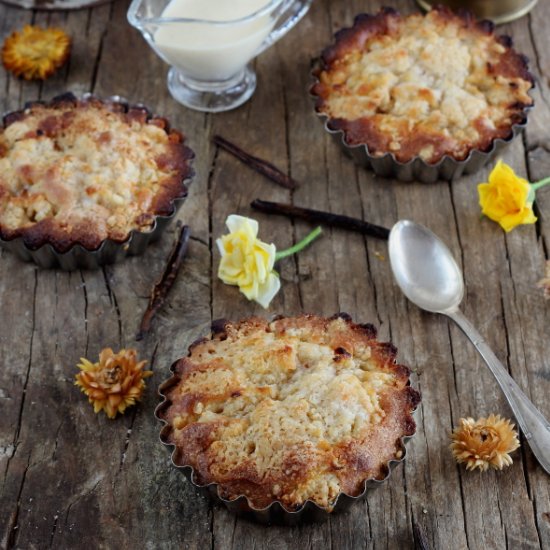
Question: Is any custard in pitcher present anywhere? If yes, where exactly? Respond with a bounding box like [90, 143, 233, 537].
[154, 0, 275, 81]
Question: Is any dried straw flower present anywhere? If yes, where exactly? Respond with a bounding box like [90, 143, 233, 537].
[75, 348, 153, 419]
[2, 25, 71, 80]
[537, 261, 550, 299]
[450, 415, 520, 471]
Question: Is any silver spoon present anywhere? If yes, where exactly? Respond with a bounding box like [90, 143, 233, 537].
[389, 219, 550, 474]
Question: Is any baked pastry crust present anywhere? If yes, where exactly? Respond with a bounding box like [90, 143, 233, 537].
[311, 7, 533, 165]
[0, 93, 193, 252]
[158, 314, 420, 511]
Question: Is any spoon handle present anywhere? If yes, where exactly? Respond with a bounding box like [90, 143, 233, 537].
[447, 309, 550, 474]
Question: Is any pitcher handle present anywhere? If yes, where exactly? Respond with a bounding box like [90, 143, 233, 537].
[257, 0, 313, 56]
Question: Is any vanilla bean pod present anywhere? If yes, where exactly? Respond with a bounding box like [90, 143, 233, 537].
[136, 224, 191, 341]
[251, 199, 390, 239]
[213, 135, 298, 190]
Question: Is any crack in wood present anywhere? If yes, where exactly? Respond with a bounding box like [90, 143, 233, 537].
[365, 499, 373, 544]
[498, 280, 515, 375]
[446, 323, 461, 409]
[6, 451, 31, 550]
[51, 420, 64, 462]
[541, 233, 549, 261]
[454, 428, 471, 550]
[119, 342, 159, 471]
[79, 270, 90, 357]
[530, 494, 545, 549]
[4, 270, 38, 481]
[448, 182, 465, 275]
[85, 6, 93, 35]
[525, 142, 550, 157]
[354, 169, 383, 328]
[189, 235, 209, 248]
[281, 81, 305, 312]
[523, 132, 550, 272]
[208, 506, 215, 550]
[288, 82, 312, 312]
[48, 510, 59, 549]
[401, 464, 415, 548]
[412, 518, 430, 550]
[63, 475, 103, 527]
[207, 142, 219, 326]
[119, 414, 136, 472]
[327, 512, 333, 550]
[445, 382, 471, 547]
[101, 267, 123, 347]
[519, 437, 534, 502]
[227, 513, 237, 549]
[90, 26, 107, 94]
[496, 495, 509, 549]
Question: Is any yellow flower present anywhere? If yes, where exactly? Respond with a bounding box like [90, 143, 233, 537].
[478, 160, 537, 232]
[75, 348, 153, 419]
[217, 215, 280, 309]
[450, 414, 520, 472]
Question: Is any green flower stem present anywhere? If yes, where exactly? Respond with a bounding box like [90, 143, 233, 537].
[532, 177, 550, 191]
[275, 226, 322, 261]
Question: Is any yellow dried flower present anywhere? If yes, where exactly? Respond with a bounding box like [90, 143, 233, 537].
[537, 261, 550, 299]
[450, 415, 520, 471]
[75, 348, 153, 419]
[2, 25, 71, 81]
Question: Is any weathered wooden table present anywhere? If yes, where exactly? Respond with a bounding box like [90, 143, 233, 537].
[1, 0, 549, 548]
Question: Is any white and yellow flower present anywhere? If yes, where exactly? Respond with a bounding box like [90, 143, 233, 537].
[216, 215, 321, 309]
[217, 215, 280, 308]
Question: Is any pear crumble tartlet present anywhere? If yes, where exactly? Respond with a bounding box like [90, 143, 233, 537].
[0, 93, 193, 254]
[157, 314, 420, 515]
[311, 7, 533, 179]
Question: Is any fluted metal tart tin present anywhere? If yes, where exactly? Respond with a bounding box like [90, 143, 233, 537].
[0, 94, 193, 270]
[155, 320, 418, 525]
[156, 433, 413, 525]
[0, 199, 187, 270]
[313, 114, 529, 184]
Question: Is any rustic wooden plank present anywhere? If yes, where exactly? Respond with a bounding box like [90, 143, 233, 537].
[0, 1, 212, 548]
[507, 5, 550, 549]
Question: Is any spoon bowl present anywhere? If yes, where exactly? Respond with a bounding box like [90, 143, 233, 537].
[388, 220, 463, 313]
[389, 219, 550, 474]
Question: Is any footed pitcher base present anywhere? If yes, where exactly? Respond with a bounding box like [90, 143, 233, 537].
[167, 66, 257, 113]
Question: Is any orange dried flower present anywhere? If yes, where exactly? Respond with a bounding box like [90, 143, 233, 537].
[2, 25, 71, 80]
[450, 415, 520, 471]
[75, 348, 153, 419]
[537, 261, 550, 299]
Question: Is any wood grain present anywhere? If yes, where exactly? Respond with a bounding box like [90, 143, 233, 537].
[0, 0, 549, 548]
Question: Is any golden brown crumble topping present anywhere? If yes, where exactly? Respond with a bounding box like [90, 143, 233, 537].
[0, 94, 193, 252]
[312, 7, 533, 164]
